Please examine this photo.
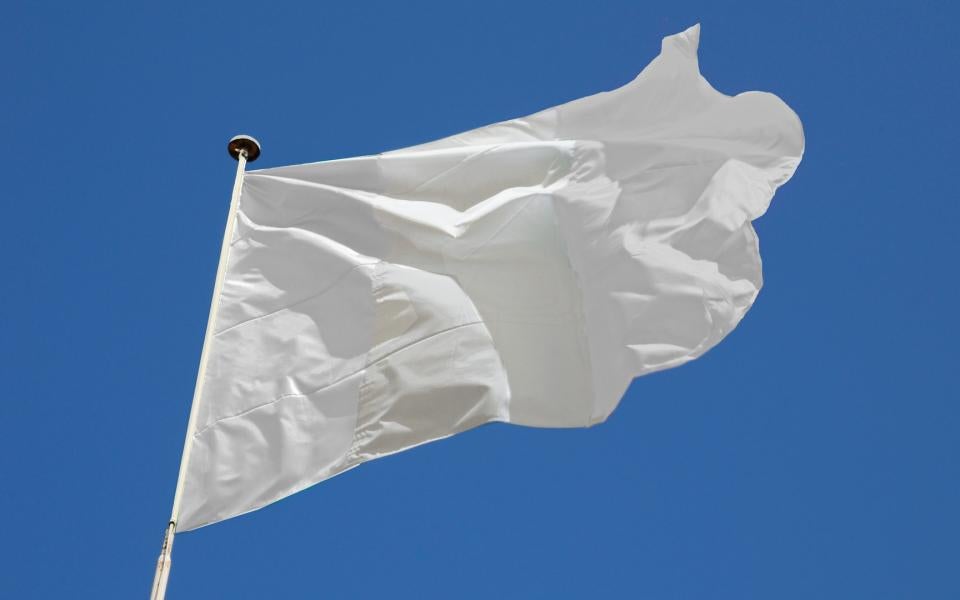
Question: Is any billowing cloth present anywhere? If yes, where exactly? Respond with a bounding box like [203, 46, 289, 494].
[178, 24, 803, 531]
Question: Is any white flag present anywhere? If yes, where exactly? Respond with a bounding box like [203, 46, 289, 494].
[177, 24, 803, 531]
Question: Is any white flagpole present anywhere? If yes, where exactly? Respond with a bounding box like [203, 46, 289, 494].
[150, 135, 262, 600]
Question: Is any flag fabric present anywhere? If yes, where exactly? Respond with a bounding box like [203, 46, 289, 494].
[177, 24, 803, 531]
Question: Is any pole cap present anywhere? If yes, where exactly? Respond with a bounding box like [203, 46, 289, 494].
[228, 135, 261, 162]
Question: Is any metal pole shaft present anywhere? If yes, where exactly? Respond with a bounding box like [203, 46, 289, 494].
[150, 521, 176, 600]
[151, 144, 251, 600]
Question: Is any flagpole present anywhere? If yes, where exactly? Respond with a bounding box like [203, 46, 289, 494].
[150, 135, 261, 600]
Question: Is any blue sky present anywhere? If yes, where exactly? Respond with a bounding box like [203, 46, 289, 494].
[1, 1, 958, 598]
